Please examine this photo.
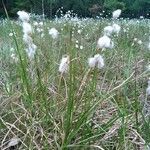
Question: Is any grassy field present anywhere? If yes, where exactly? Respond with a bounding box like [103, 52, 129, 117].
[0, 14, 150, 149]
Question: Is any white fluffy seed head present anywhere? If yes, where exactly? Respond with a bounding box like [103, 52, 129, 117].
[88, 54, 104, 69]
[10, 47, 15, 52]
[134, 38, 138, 41]
[8, 137, 20, 147]
[148, 43, 150, 50]
[147, 87, 150, 96]
[26, 44, 37, 59]
[23, 34, 33, 45]
[112, 24, 121, 34]
[39, 22, 43, 26]
[11, 53, 18, 62]
[97, 35, 114, 49]
[88, 57, 97, 68]
[146, 80, 150, 96]
[49, 28, 59, 39]
[148, 80, 150, 86]
[59, 55, 69, 74]
[80, 45, 83, 50]
[17, 11, 30, 22]
[104, 26, 114, 36]
[75, 44, 79, 48]
[104, 24, 121, 36]
[77, 29, 82, 34]
[112, 9, 121, 19]
[33, 21, 38, 26]
[137, 40, 142, 45]
[41, 33, 44, 38]
[37, 28, 43, 33]
[94, 54, 105, 69]
[23, 22, 32, 35]
[9, 33, 13, 37]
[76, 40, 79, 43]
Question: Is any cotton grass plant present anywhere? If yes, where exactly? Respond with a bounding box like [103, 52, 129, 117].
[1, 8, 150, 149]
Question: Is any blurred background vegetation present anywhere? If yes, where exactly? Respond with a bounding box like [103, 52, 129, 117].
[1, 0, 150, 18]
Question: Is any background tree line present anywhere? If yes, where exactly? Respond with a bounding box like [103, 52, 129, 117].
[1, 0, 150, 18]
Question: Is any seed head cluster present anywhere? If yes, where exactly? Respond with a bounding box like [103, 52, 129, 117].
[17, 10, 37, 59]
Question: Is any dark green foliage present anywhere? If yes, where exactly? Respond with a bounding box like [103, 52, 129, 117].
[1, 0, 150, 18]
